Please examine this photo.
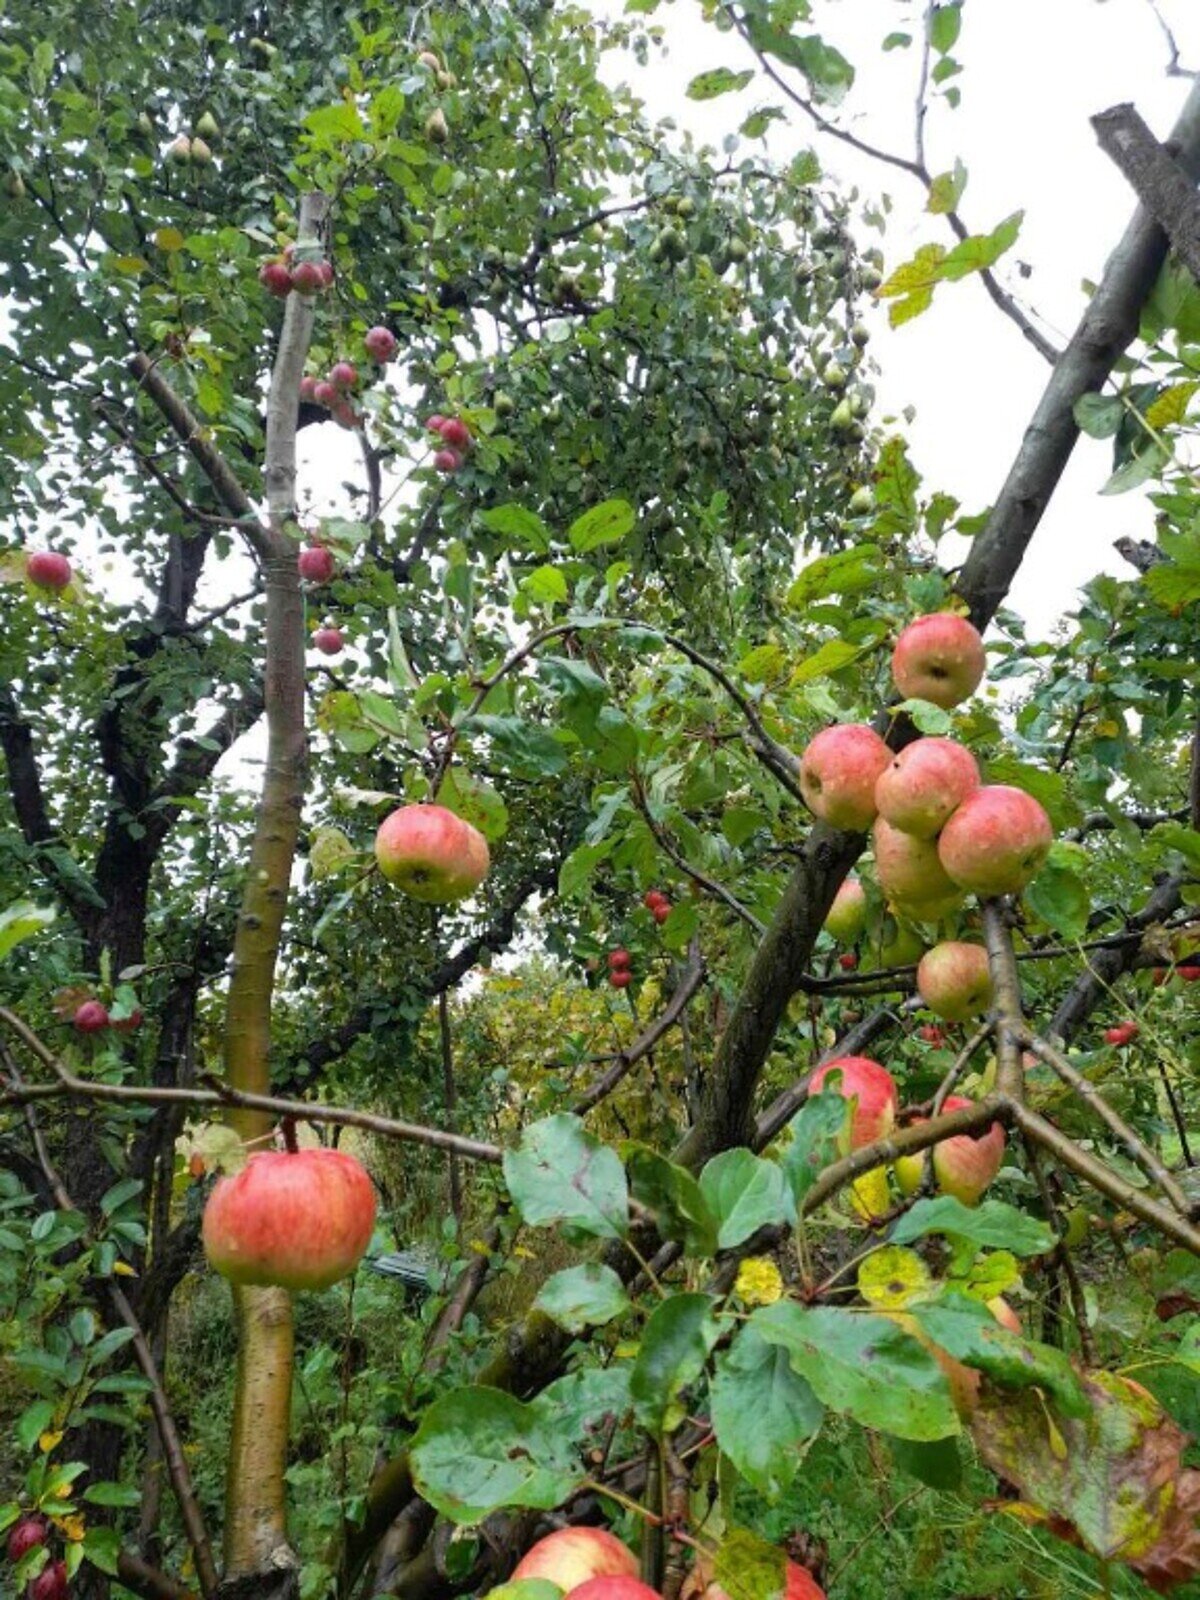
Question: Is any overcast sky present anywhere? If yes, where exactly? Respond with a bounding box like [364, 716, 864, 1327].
[584, 0, 1200, 633]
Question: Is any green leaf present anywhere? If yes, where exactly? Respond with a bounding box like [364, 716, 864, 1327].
[913, 1294, 1085, 1414]
[478, 504, 551, 553]
[303, 101, 366, 142]
[892, 1196, 1056, 1256]
[751, 1302, 959, 1441]
[896, 697, 953, 735]
[687, 68, 754, 99]
[927, 158, 967, 216]
[699, 1149, 795, 1249]
[568, 499, 635, 554]
[1074, 392, 1124, 439]
[463, 715, 567, 778]
[746, 24, 854, 105]
[99, 1178, 142, 1216]
[779, 1093, 849, 1208]
[888, 1434, 962, 1490]
[81, 1525, 122, 1576]
[557, 839, 615, 900]
[520, 565, 569, 607]
[15, 1399, 55, 1452]
[713, 1527, 792, 1600]
[630, 1293, 720, 1434]
[533, 1366, 632, 1442]
[1101, 442, 1169, 496]
[738, 643, 787, 683]
[1025, 847, 1088, 938]
[711, 1326, 823, 1498]
[929, 3, 962, 53]
[0, 901, 55, 962]
[503, 1114, 629, 1240]
[437, 768, 509, 843]
[939, 211, 1023, 280]
[789, 638, 866, 685]
[533, 1264, 631, 1333]
[1144, 559, 1200, 611]
[410, 1388, 584, 1524]
[627, 1146, 719, 1256]
[83, 1481, 143, 1507]
[786, 544, 880, 607]
[984, 759, 1070, 827]
[482, 1584, 564, 1600]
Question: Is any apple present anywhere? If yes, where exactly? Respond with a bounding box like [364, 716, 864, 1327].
[298, 545, 336, 584]
[917, 942, 993, 1022]
[937, 785, 1053, 897]
[365, 325, 398, 362]
[931, 1094, 1006, 1206]
[918, 1024, 946, 1046]
[425, 413, 446, 431]
[809, 1056, 897, 1149]
[313, 380, 337, 407]
[259, 260, 293, 297]
[29, 1560, 69, 1600]
[865, 913, 926, 971]
[705, 1561, 825, 1600]
[566, 1582, 661, 1600]
[439, 417, 472, 451]
[838, 952, 858, 971]
[512, 1527, 639, 1592]
[374, 803, 490, 904]
[110, 1007, 144, 1035]
[873, 817, 964, 918]
[651, 901, 671, 925]
[290, 259, 325, 294]
[202, 1148, 376, 1291]
[7, 1517, 46, 1562]
[823, 876, 866, 943]
[329, 361, 358, 389]
[433, 448, 462, 473]
[1179, 964, 1200, 981]
[1105, 1022, 1139, 1047]
[332, 402, 360, 431]
[891, 613, 986, 708]
[799, 724, 892, 832]
[607, 949, 631, 969]
[73, 1000, 109, 1034]
[299, 375, 319, 402]
[643, 889, 667, 911]
[166, 134, 192, 164]
[313, 627, 344, 656]
[26, 551, 73, 592]
[874, 737, 980, 839]
[610, 969, 632, 989]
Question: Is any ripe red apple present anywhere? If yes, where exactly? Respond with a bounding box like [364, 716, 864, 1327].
[891, 613, 986, 708]
[313, 380, 337, 407]
[838, 952, 858, 971]
[809, 1056, 898, 1149]
[29, 1560, 69, 1600]
[705, 1560, 826, 1600]
[651, 901, 671, 925]
[937, 785, 1053, 897]
[438, 416, 472, 450]
[318, 260, 335, 288]
[799, 724, 891, 832]
[329, 361, 358, 389]
[425, 413, 446, 431]
[374, 803, 490, 903]
[609, 969, 632, 989]
[917, 942, 993, 1022]
[364, 325, 398, 362]
[931, 1094, 1006, 1206]
[26, 551, 73, 592]
[643, 889, 667, 910]
[298, 545, 336, 584]
[566, 1581, 661, 1600]
[73, 1000, 109, 1034]
[1179, 965, 1200, 981]
[823, 876, 866, 943]
[512, 1527, 639, 1592]
[202, 1147, 376, 1291]
[874, 737, 980, 839]
[313, 627, 344, 656]
[873, 817, 963, 918]
[1105, 1022, 1139, 1046]
[331, 402, 360, 431]
[299, 375, 319, 402]
[607, 948, 631, 969]
[290, 259, 325, 294]
[7, 1516, 46, 1562]
[258, 260, 292, 297]
[433, 448, 462, 473]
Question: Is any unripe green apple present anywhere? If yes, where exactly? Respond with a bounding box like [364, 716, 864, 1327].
[917, 941, 993, 1022]
[824, 877, 867, 943]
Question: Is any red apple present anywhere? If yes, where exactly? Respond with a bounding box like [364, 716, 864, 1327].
[891, 613, 986, 708]
[7, 1517, 46, 1563]
[838, 952, 858, 971]
[823, 876, 866, 943]
[706, 1560, 825, 1600]
[512, 1527, 639, 1592]
[290, 259, 325, 294]
[643, 889, 667, 910]
[937, 785, 1053, 897]
[651, 901, 671, 925]
[917, 942, 993, 1022]
[809, 1056, 897, 1149]
[566, 1581, 661, 1600]
[259, 260, 292, 297]
[331, 402, 360, 431]
[873, 817, 963, 919]
[918, 1024, 946, 1046]
[609, 969, 632, 989]
[364, 325, 398, 362]
[318, 260, 335, 288]
[607, 949, 631, 969]
[438, 416, 472, 450]
[874, 737, 980, 839]
[298, 545, 336, 584]
[73, 1000, 109, 1034]
[203, 1147, 376, 1291]
[930, 1094, 1006, 1206]
[26, 551, 73, 592]
[313, 627, 344, 656]
[425, 413, 446, 431]
[433, 448, 462, 473]
[1105, 1022, 1139, 1047]
[1179, 965, 1200, 981]
[799, 724, 892, 832]
[313, 380, 337, 407]
[374, 803, 490, 904]
[29, 1560, 69, 1600]
[299, 375, 319, 401]
[329, 361, 358, 389]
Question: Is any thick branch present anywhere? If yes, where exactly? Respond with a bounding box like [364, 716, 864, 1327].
[1093, 102, 1200, 282]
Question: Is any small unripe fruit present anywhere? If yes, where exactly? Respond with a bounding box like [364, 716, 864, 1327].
[609, 968, 632, 989]
[918, 1024, 946, 1046]
[74, 1000, 110, 1034]
[298, 545, 336, 584]
[433, 448, 461, 473]
[290, 259, 324, 294]
[438, 416, 471, 450]
[847, 486, 874, 515]
[313, 380, 337, 407]
[851, 321, 870, 347]
[26, 550, 73, 591]
[195, 110, 220, 142]
[824, 877, 867, 943]
[364, 325, 398, 362]
[331, 402, 359, 431]
[4, 169, 25, 200]
[821, 359, 847, 390]
[494, 390, 515, 418]
[313, 626, 344, 656]
[329, 361, 358, 390]
[259, 260, 293, 297]
[425, 108, 449, 143]
[417, 49, 443, 72]
[7, 1516, 47, 1563]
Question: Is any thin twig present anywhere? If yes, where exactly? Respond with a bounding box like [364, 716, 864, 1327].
[1022, 1132, 1097, 1365]
[574, 945, 707, 1113]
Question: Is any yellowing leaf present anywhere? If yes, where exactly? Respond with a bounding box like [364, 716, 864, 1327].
[858, 1246, 933, 1308]
[39, 1430, 64, 1453]
[734, 1257, 784, 1306]
[1144, 382, 1198, 429]
[112, 1261, 138, 1277]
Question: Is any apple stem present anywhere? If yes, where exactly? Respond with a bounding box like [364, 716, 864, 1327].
[281, 1115, 299, 1153]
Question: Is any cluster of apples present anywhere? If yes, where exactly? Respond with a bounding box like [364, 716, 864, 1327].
[607, 947, 633, 989]
[258, 244, 335, 299]
[643, 888, 672, 925]
[299, 325, 400, 431]
[501, 1527, 823, 1600]
[425, 412, 473, 472]
[5, 1517, 67, 1600]
[294, 539, 348, 656]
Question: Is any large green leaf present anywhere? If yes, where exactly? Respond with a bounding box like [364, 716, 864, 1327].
[630, 1293, 720, 1435]
[892, 1197, 1056, 1256]
[533, 1264, 631, 1333]
[698, 1149, 794, 1249]
[627, 1146, 718, 1256]
[779, 1093, 849, 1208]
[711, 1326, 823, 1498]
[410, 1388, 584, 1523]
[503, 1115, 629, 1240]
[568, 499, 635, 553]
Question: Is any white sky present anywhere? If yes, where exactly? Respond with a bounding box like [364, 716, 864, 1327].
[585, 0, 1200, 633]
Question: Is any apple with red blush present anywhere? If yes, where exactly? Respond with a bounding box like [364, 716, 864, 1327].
[374, 803, 490, 904]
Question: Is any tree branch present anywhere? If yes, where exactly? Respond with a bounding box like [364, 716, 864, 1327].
[1093, 101, 1200, 281]
[574, 943, 707, 1114]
